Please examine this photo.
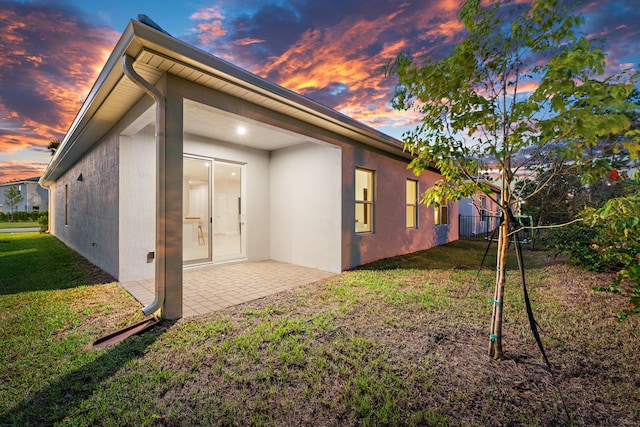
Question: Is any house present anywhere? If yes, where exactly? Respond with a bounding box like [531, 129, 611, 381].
[39, 18, 458, 319]
[0, 177, 48, 215]
[458, 180, 501, 239]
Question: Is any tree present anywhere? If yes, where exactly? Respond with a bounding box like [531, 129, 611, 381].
[48, 139, 60, 156]
[518, 163, 626, 226]
[386, 0, 637, 360]
[4, 185, 24, 222]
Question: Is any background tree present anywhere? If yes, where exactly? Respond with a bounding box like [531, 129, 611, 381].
[386, 0, 637, 360]
[4, 185, 24, 222]
[48, 139, 60, 156]
[517, 164, 627, 226]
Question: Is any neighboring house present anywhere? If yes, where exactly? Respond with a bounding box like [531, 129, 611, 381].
[40, 18, 458, 319]
[0, 177, 48, 214]
[458, 181, 501, 239]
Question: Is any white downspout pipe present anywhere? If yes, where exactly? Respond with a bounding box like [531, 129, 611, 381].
[122, 54, 165, 316]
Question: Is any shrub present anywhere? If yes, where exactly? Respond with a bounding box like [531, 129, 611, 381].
[584, 193, 640, 319]
[38, 212, 49, 232]
[0, 211, 45, 222]
[542, 221, 620, 272]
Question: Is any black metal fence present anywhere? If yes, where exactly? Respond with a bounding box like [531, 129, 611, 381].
[459, 212, 571, 249]
[458, 215, 500, 241]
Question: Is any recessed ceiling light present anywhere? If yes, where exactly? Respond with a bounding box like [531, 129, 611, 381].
[237, 126, 246, 135]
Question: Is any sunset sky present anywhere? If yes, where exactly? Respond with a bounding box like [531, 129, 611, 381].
[1, 0, 638, 183]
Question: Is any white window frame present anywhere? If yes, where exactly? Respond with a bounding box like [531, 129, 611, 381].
[406, 179, 418, 228]
[355, 168, 374, 233]
[435, 205, 449, 225]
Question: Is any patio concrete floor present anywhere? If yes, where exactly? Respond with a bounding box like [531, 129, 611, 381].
[121, 260, 336, 318]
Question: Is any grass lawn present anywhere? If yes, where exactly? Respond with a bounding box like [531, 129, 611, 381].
[0, 221, 38, 229]
[1, 233, 638, 426]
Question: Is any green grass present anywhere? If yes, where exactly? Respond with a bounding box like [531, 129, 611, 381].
[1, 234, 638, 426]
[0, 232, 90, 293]
[0, 221, 38, 229]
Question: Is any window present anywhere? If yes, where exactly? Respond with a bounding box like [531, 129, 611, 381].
[355, 168, 374, 233]
[33, 206, 40, 213]
[65, 184, 69, 226]
[480, 196, 487, 221]
[435, 205, 448, 225]
[406, 180, 418, 228]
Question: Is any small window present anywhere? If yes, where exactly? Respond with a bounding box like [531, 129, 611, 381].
[65, 184, 69, 226]
[33, 206, 40, 213]
[435, 205, 448, 225]
[406, 180, 418, 228]
[355, 168, 374, 233]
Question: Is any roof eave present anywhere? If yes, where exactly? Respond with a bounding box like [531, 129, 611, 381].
[40, 20, 409, 187]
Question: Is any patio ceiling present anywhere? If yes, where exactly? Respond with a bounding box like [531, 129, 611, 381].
[124, 99, 319, 152]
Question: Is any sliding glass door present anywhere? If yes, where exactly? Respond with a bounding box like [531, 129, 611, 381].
[183, 156, 212, 264]
[183, 156, 245, 265]
[213, 161, 244, 262]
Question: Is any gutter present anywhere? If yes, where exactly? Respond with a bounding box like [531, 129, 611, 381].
[122, 54, 165, 317]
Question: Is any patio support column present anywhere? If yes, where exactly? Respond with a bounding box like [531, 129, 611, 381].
[159, 75, 184, 319]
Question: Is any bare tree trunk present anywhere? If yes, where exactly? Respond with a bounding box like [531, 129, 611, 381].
[488, 217, 509, 360]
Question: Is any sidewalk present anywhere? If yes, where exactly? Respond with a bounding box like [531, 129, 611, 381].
[0, 227, 40, 233]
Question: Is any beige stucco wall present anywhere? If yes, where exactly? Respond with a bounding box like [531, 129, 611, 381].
[340, 143, 458, 270]
[48, 130, 120, 279]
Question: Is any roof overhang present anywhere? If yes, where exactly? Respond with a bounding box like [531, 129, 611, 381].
[40, 20, 410, 187]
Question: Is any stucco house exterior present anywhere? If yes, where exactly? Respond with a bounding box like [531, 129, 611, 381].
[458, 181, 501, 238]
[40, 18, 458, 319]
[0, 177, 48, 215]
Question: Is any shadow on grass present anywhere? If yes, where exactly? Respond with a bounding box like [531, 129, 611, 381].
[0, 233, 115, 296]
[0, 321, 172, 426]
[355, 239, 557, 272]
[355, 240, 500, 271]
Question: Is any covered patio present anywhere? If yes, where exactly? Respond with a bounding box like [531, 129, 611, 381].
[122, 261, 336, 317]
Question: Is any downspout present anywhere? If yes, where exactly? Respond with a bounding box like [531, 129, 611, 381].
[122, 54, 165, 316]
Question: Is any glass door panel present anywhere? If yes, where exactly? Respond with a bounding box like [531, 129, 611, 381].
[213, 161, 244, 261]
[183, 157, 211, 264]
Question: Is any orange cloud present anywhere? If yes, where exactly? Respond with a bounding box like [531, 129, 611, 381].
[0, 160, 48, 184]
[0, 3, 118, 169]
[190, 6, 228, 47]
[234, 38, 266, 46]
[195, 21, 227, 45]
[251, 5, 449, 129]
[190, 7, 224, 21]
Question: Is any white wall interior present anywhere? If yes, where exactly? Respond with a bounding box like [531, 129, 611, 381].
[118, 125, 156, 282]
[270, 142, 342, 273]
